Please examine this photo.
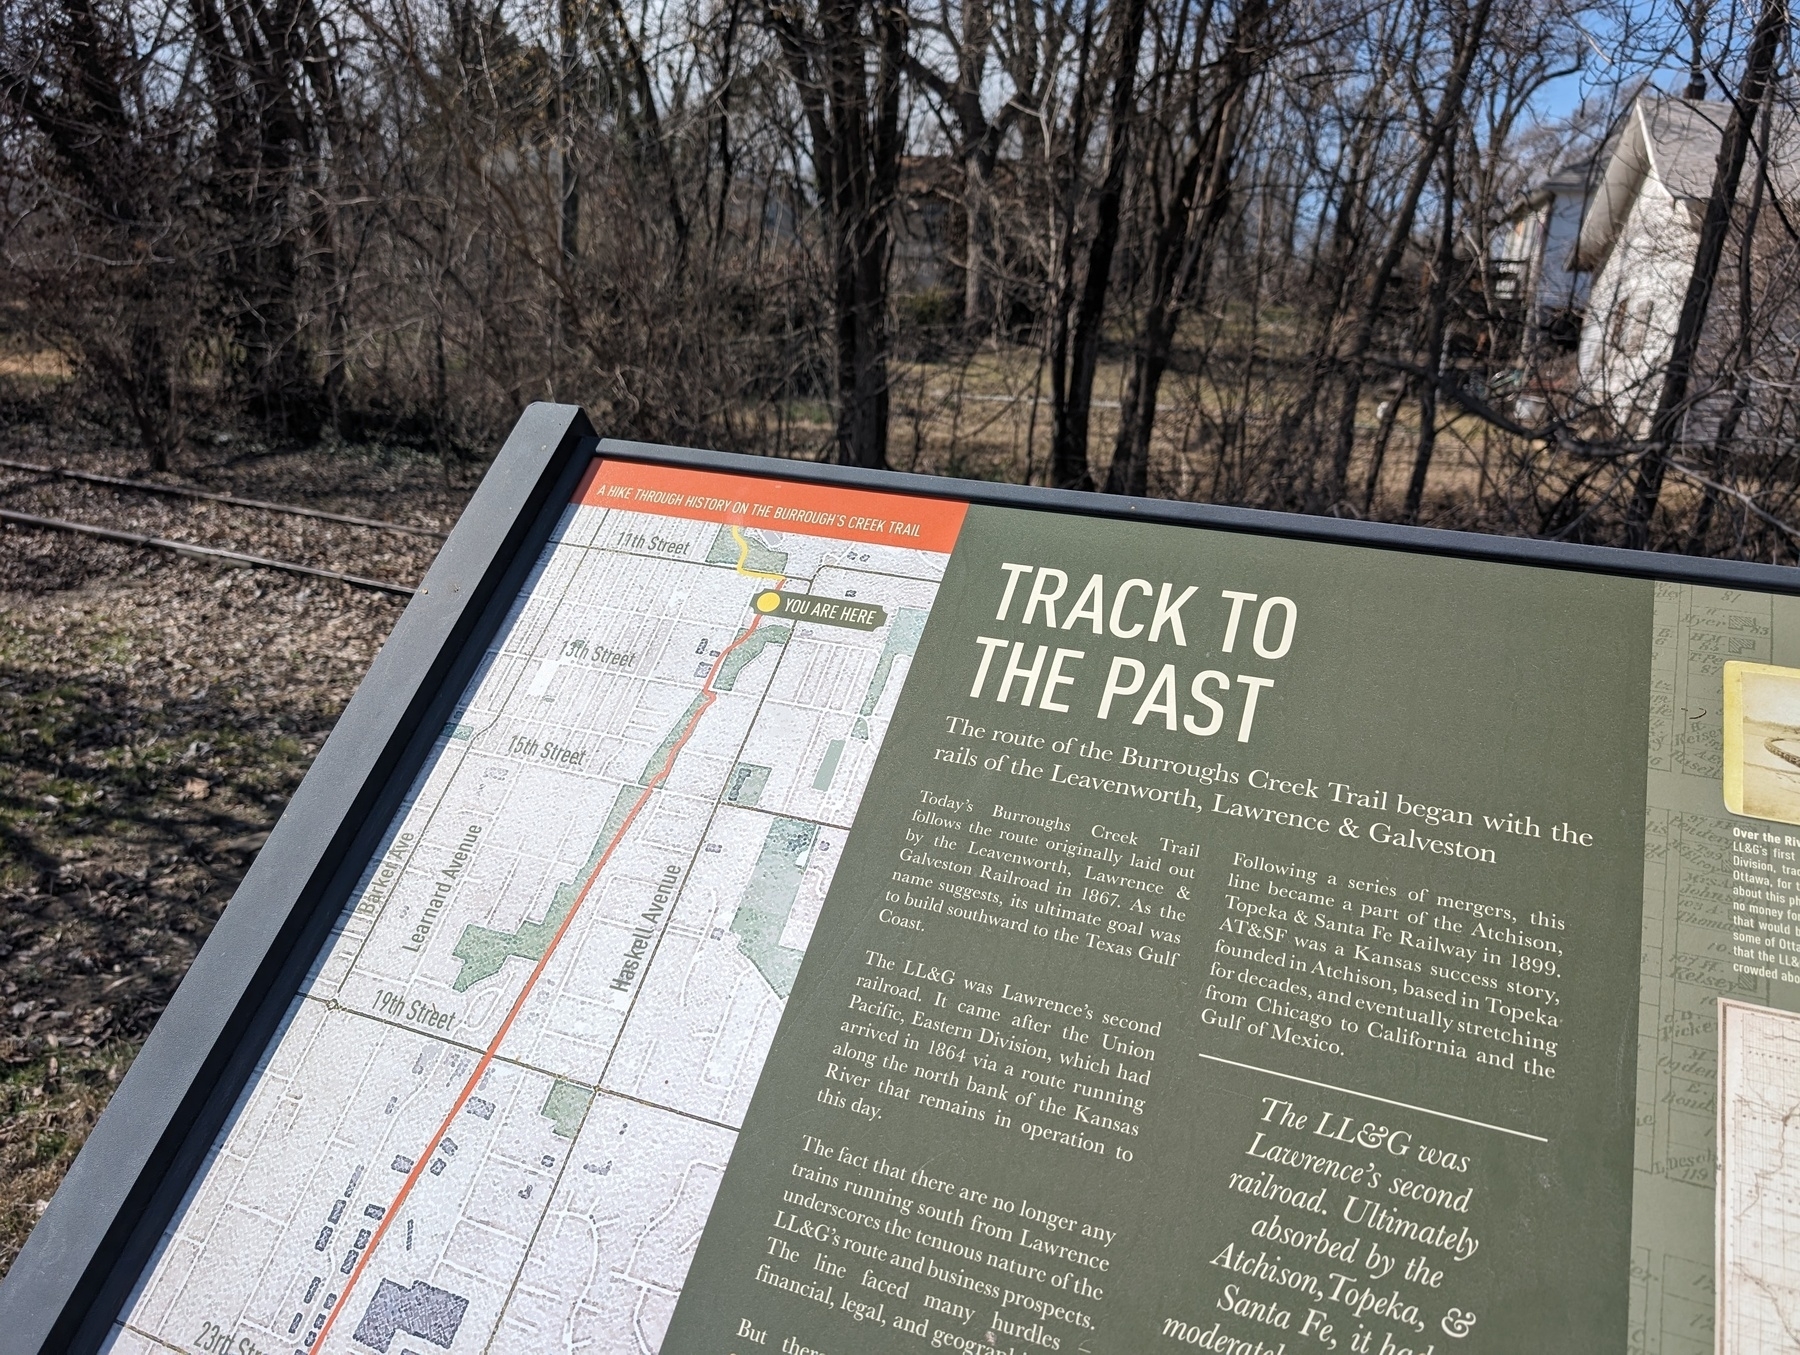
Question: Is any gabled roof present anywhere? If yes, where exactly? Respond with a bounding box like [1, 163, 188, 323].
[1572, 95, 1732, 272]
[1572, 92, 1800, 272]
[1503, 154, 1599, 221]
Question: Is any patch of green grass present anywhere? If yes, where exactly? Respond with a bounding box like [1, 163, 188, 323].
[0, 1042, 141, 1276]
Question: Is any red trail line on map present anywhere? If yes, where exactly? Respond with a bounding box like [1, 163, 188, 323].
[316, 604, 776, 1351]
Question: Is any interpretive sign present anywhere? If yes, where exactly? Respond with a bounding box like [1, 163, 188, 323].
[6, 403, 1800, 1354]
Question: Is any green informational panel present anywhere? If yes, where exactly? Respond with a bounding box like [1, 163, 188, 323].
[667, 506, 1653, 1355]
[7, 410, 1800, 1355]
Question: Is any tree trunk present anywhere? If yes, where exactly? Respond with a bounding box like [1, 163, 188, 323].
[1049, 0, 1149, 490]
[1687, 90, 1774, 553]
[1105, 0, 1266, 496]
[1324, 0, 1493, 506]
[766, 0, 904, 469]
[558, 0, 580, 266]
[1623, 0, 1786, 549]
[1403, 138, 1458, 521]
[1359, 381, 1407, 511]
[826, 0, 903, 467]
[1043, 0, 1101, 487]
[964, 151, 998, 333]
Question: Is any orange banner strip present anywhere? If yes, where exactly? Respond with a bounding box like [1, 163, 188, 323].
[575, 458, 967, 554]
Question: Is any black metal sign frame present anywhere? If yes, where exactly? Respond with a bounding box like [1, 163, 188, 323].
[1, 401, 1795, 1354]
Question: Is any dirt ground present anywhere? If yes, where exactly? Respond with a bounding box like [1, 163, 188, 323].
[0, 410, 476, 1278]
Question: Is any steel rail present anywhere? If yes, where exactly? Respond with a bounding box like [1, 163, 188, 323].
[0, 456, 449, 538]
[0, 508, 418, 596]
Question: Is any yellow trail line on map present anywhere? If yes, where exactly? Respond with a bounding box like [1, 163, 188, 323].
[732, 524, 785, 579]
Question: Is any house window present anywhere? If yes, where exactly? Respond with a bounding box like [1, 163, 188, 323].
[1626, 299, 1655, 356]
[1609, 297, 1633, 353]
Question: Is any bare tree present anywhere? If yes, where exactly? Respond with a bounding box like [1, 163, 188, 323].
[1323, 0, 1496, 507]
[9, 0, 1800, 571]
[1622, 0, 1788, 547]
[1045, 0, 1147, 489]
[765, 0, 909, 467]
[1, 0, 190, 465]
[1103, 0, 1279, 495]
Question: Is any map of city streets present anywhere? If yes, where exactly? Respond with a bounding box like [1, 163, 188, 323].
[106, 462, 966, 1355]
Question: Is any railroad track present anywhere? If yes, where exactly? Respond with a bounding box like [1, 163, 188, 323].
[0, 456, 448, 596]
[0, 457, 448, 538]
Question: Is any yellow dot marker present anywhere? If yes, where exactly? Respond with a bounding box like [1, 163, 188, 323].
[754, 590, 782, 614]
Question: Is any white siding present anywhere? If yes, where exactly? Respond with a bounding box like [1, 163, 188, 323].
[1577, 175, 1697, 432]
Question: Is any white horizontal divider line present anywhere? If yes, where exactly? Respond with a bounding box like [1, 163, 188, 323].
[1195, 1052, 1548, 1142]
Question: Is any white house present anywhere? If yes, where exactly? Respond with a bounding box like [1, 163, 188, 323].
[1571, 96, 1737, 433]
[1492, 155, 1596, 345]
[1570, 93, 1800, 441]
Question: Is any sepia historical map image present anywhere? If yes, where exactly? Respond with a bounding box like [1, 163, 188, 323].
[1716, 1000, 1800, 1354]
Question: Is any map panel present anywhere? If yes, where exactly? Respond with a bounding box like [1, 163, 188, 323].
[1633, 584, 1800, 1355]
[491, 1094, 735, 1352]
[104, 462, 965, 1355]
[1717, 1000, 1800, 1352]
